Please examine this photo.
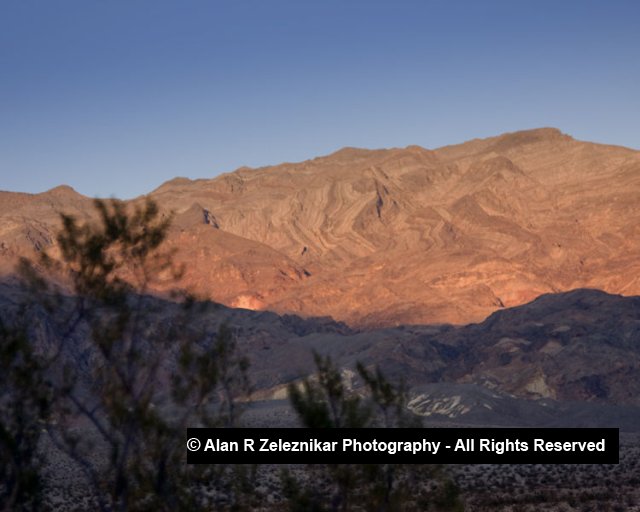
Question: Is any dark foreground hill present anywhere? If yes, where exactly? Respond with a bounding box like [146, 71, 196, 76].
[3, 282, 639, 430]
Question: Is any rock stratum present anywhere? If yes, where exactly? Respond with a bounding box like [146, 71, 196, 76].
[1, 127, 640, 327]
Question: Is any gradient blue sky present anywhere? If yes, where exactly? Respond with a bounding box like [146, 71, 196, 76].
[1, 0, 639, 198]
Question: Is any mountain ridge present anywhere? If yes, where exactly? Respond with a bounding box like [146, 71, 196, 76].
[1, 127, 639, 327]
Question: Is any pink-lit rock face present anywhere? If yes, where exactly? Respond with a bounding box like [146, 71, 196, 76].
[2, 127, 640, 327]
[230, 294, 266, 311]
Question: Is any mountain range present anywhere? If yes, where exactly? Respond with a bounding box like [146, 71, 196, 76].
[2, 127, 639, 328]
[2, 127, 640, 428]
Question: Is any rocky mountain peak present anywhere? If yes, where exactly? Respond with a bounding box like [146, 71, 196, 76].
[2, 129, 639, 327]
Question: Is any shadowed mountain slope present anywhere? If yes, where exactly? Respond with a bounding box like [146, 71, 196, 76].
[2, 283, 639, 429]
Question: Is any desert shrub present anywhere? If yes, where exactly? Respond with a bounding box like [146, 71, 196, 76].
[0, 315, 53, 511]
[9, 198, 252, 511]
[284, 351, 464, 512]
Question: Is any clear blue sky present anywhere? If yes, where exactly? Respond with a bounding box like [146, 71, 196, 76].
[1, 0, 639, 198]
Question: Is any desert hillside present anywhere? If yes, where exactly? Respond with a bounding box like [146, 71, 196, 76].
[2, 127, 639, 327]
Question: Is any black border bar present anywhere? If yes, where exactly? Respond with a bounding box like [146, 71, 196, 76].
[187, 428, 619, 464]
